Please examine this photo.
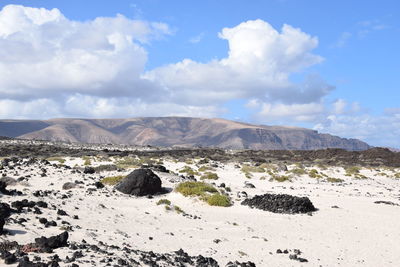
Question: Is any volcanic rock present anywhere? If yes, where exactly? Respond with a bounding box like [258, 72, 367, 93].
[34, 231, 69, 253]
[62, 182, 77, 190]
[241, 193, 317, 214]
[115, 169, 162, 196]
[83, 166, 95, 174]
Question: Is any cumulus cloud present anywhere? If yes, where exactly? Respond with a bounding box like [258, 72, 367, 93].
[0, 4, 170, 101]
[145, 19, 329, 105]
[314, 113, 400, 148]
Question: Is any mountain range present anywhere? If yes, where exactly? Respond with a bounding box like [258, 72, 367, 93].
[0, 117, 370, 150]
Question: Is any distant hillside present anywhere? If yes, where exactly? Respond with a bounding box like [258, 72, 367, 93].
[0, 117, 370, 150]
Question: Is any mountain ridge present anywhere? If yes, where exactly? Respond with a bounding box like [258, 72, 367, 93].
[0, 117, 370, 150]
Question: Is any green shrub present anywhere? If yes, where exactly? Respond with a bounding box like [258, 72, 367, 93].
[82, 156, 91, 166]
[241, 165, 265, 173]
[115, 157, 140, 169]
[174, 205, 184, 213]
[290, 168, 306, 175]
[100, 175, 125, 185]
[198, 166, 215, 172]
[326, 177, 344, 183]
[204, 193, 231, 207]
[309, 169, 322, 179]
[179, 166, 199, 176]
[269, 175, 291, 182]
[345, 166, 361, 176]
[200, 172, 219, 180]
[47, 157, 66, 164]
[157, 199, 171, 205]
[353, 174, 367, 179]
[176, 181, 218, 196]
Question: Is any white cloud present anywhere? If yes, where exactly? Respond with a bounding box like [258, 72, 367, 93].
[145, 19, 328, 105]
[332, 32, 352, 48]
[189, 32, 205, 43]
[0, 4, 170, 101]
[314, 113, 400, 147]
[256, 102, 325, 123]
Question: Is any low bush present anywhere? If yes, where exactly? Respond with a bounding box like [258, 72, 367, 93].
[198, 166, 215, 172]
[200, 172, 219, 180]
[345, 166, 361, 176]
[326, 177, 344, 183]
[82, 156, 91, 166]
[241, 165, 265, 173]
[157, 199, 171, 205]
[290, 168, 306, 175]
[174, 205, 184, 213]
[269, 175, 291, 182]
[176, 181, 218, 197]
[100, 175, 125, 185]
[179, 166, 199, 176]
[47, 157, 66, 164]
[204, 193, 231, 207]
[309, 169, 323, 179]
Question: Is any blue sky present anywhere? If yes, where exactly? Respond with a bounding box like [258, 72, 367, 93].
[0, 0, 399, 147]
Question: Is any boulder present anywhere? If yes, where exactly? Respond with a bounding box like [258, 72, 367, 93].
[83, 166, 95, 174]
[241, 193, 316, 214]
[62, 182, 77, 190]
[0, 202, 11, 234]
[0, 177, 17, 186]
[115, 169, 162, 196]
[34, 231, 69, 253]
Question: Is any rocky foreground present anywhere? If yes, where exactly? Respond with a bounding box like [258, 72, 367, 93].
[0, 141, 399, 266]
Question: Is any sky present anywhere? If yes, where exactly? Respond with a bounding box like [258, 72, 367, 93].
[0, 0, 399, 147]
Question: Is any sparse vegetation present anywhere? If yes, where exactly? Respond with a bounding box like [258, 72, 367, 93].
[115, 157, 140, 169]
[47, 157, 66, 164]
[100, 175, 125, 185]
[176, 181, 231, 207]
[204, 193, 231, 207]
[269, 174, 291, 182]
[179, 165, 199, 176]
[82, 156, 91, 166]
[345, 166, 361, 176]
[176, 181, 218, 197]
[290, 168, 307, 175]
[309, 169, 323, 179]
[157, 199, 171, 206]
[200, 172, 219, 180]
[326, 177, 344, 183]
[94, 164, 118, 172]
[198, 165, 215, 172]
[174, 205, 184, 213]
[241, 164, 265, 173]
[395, 173, 400, 179]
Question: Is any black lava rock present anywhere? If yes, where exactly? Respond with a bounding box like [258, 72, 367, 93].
[94, 182, 104, 189]
[241, 193, 316, 214]
[115, 169, 162, 196]
[83, 167, 95, 174]
[34, 231, 69, 253]
[0, 203, 11, 234]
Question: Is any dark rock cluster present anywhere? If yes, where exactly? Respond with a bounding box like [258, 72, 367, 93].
[241, 193, 317, 214]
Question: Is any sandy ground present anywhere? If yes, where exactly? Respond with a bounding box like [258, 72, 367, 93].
[1, 156, 400, 266]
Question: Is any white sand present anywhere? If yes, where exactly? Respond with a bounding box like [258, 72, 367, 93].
[1, 157, 400, 266]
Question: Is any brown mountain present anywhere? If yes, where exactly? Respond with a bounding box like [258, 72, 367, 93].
[0, 117, 370, 150]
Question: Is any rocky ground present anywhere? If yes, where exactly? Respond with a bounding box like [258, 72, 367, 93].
[0, 140, 399, 266]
